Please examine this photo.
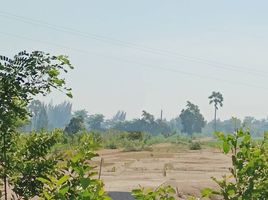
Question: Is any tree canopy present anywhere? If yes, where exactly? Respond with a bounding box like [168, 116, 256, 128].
[179, 101, 206, 135]
[0, 51, 73, 200]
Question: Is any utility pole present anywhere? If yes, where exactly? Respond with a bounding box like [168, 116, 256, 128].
[160, 109, 163, 121]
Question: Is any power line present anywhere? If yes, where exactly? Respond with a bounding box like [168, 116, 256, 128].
[0, 10, 268, 77]
[1, 31, 267, 91]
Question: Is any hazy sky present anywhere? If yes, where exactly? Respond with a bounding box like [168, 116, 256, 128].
[1, 0, 268, 121]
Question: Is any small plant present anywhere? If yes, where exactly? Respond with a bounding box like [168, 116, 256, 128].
[127, 131, 144, 141]
[132, 185, 175, 200]
[38, 134, 111, 200]
[189, 141, 201, 150]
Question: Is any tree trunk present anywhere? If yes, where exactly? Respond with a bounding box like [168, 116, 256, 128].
[3, 133, 8, 200]
[214, 107, 217, 132]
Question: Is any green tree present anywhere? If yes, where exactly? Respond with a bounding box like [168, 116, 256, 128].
[73, 109, 88, 120]
[0, 51, 72, 200]
[46, 101, 72, 130]
[36, 104, 48, 130]
[209, 91, 223, 132]
[88, 114, 104, 131]
[12, 130, 62, 199]
[28, 100, 42, 130]
[28, 100, 48, 130]
[112, 110, 126, 122]
[64, 116, 85, 134]
[141, 110, 155, 123]
[179, 101, 206, 136]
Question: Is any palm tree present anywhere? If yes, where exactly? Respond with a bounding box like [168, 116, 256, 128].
[209, 91, 223, 132]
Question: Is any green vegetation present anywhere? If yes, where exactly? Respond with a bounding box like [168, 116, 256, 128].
[64, 115, 85, 134]
[189, 141, 202, 150]
[0, 130, 111, 199]
[1, 51, 267, 199]
[179, 101, 206, 136]
[209, 91, 224, 132]
[20, 98, 268, 138]
[201, 130, 268, 200]
[132, 186, 176, 200]
[0, 51, 73, 200]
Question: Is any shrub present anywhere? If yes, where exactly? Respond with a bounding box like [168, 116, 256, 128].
[105, 142, 117, 149]
[5, 130, 62, 199]
[189, 141, 201, 150]
[132, 185, 175, 200]
[202, 130, 268, 199]
[0, 130, 110, 200]
[127, 131, 143, 141]
[38, 132, 111, 200]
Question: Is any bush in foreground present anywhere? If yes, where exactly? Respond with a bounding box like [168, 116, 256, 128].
[202, 130, 268, 199]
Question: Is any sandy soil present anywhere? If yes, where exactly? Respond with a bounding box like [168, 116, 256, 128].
[94, 143, 231, 198]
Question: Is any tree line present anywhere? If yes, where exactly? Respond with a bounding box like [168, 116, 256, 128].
[24, 98, 266, 137]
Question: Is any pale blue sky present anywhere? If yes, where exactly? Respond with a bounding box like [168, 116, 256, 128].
[1, 0, 268, 120]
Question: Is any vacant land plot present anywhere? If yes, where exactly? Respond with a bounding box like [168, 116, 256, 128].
[94, 143, 231, 198]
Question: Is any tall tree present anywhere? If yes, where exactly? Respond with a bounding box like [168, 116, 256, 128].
[28, 100, 42, 130]
[35, 104, 48, 130]
[73, 109, 88, 121]
[179, 101, 206, 136]
[209, 91, 223, 132]
[46, 101, 72, 130]
[64, 116, 85, 134]
[112, 110, 126, 122]
[0, 51, 72, 200]
[87, 114, 104, 131]
[141, 110, 154, 124]
[28, 100, 48, 130]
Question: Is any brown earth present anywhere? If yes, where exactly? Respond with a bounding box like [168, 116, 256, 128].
[94, 143, 232, 199]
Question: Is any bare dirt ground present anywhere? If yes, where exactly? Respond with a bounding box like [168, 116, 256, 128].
[94, 143, 231, 199]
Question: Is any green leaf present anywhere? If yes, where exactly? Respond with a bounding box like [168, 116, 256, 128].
[71, 153, 82, 163]
[37, 177, 51, 185]
[66, 92, 73, 98]
[201, 188, 213, 197]
[57, 175, 70, 186]
[223, 140, 230, 154]
[59, 185, 69, 195]
[80, 177, 91, 189]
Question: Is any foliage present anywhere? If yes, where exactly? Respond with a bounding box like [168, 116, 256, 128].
[64, 116, 85, 134]
[88, 114, 105, 131]
[202, 117, 241, 136]
[102, 130, 152, 151]
[168, 117, 182, 135]
[179, 101, 206, 135]
[113, 111, 171, 136]
[208, 91, 223, 110]
[73, 109, 88, 119]
[47, 101, 72, 130]
[0, 130, 110, 199]
[202, 129, 268, 199]
[209, 91, 223, 132]
[189, 141, 201, 150]
[127, 131, 144, 141]
[21, 101, 72, 132]
[132, 186, 175, 200]
[0, 51, 73, 199]
[10, 130, 62, 199]
[112, 110, 126, 122]
[38, 133, 110, 200]
[26, 100, 48, 131]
